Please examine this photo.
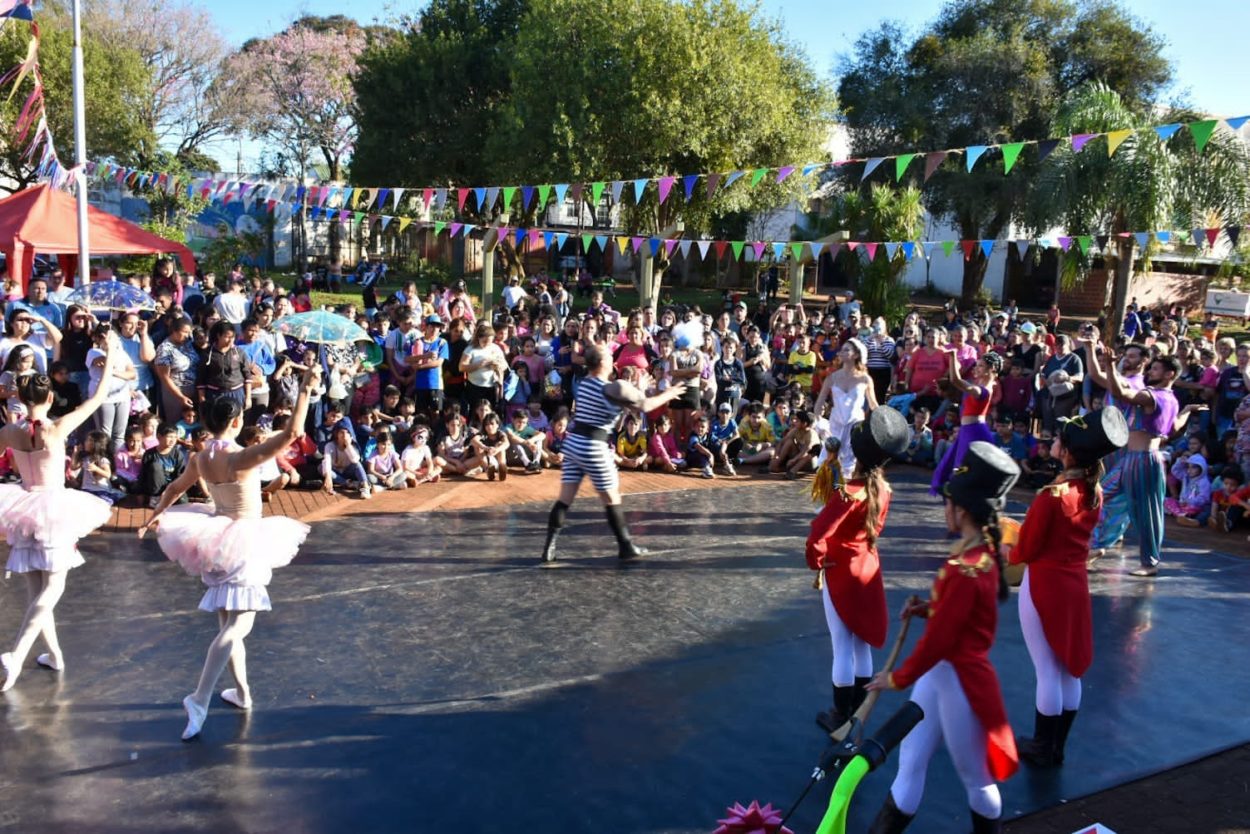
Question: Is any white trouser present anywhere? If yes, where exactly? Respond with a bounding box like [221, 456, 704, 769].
[1019, 569, 1082, 715]
[890, 661, 1001, 819]
[821, 586, 872, 686]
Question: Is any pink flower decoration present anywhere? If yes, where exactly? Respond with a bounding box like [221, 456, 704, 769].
[712, 800, 794, 834]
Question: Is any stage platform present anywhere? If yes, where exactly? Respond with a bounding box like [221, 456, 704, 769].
[0, 471, 1246, 833]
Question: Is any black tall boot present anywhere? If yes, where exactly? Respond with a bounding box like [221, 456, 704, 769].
[816, 684, 855, 733]
[867, 792, 913, 834]
[605, 503, 647, 560]
[1018, 710, 1064, 767]
[541, 501, 568, 563]
[970, 809, 1001, 833]
[852, 675, 872, 713]
[1055, 709, 1077, 765]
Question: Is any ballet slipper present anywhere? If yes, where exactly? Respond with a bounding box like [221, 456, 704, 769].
[221, 688, 252, 710]
[35, 653, 62, 672]
[181, 695, 208, 741]
[1, 652, 17, 692]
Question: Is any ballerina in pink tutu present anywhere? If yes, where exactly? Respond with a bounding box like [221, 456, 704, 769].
[140, 363, 320, 740]
[0, 335, 121, 691]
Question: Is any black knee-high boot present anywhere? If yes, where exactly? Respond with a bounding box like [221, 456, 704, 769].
[970, 809, 1001, 833]
[852, 675, 872, 713]
[605, 503, 646, 560]
[867, 792, 913, 834]
[816, 684, 856, 733]
[1055, 708, 1077, 764]
[541, 501, 568, 563]
[1018, 710, 1064, 767]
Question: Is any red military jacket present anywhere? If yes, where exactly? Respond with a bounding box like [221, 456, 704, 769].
[1011, 477, 1096, 677]
[805, 479, 890, 648]
[889, 542, 1019, 781]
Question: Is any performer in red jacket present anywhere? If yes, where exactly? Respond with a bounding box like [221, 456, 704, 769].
[866, 442, 1020, 834]
[1011, 408, 1127, 767]
[805, 407, 909, 733]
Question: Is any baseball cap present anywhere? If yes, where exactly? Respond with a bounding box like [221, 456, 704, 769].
[424, 314, 443, 326]
[717, 402, 732, 413]
[1019, 321, 1037, 334]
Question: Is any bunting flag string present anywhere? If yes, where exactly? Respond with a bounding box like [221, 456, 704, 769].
[0, 3, 71, 190]
[76, 110, 1250, 221]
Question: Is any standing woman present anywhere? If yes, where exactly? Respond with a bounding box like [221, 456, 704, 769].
[1038, 334, 1084, 434]
[459, 322, 508, 415]
[866, 442, 1021, 833]
[1011, 409, 1127, 767]
[198, 320, 251, 413]
[0, 336, 120, 689]
[865, 317, 897, 404]
[139, 363, 320, 740]
[59, 304, 95, 398]
[668, 322, 705, 447]
[814, 339, 878, 475]
[931, 350, 1003, 531]
[88, 323, 137, 454]
[540, 345, 687, 563]
[805, 408, 908, 733]
[153, 317, 199, 423]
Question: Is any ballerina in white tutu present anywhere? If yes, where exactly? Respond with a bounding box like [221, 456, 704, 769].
[140, 363, 319, 740]
[0, 334, 121, 691]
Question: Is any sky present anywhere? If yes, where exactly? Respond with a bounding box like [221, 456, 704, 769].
[200, 0, 1250, 171]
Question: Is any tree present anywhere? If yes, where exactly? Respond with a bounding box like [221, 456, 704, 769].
[0, 12, 153, 191]
[490, 0, 836, 308]
[69, 0, 240, 165]
[836, 0, 1173, 304]
[795, 184, 925, 322]
[352, 0, 529, 188]
[223, 18, 368, 261]
[1025, 83, 1250, 337]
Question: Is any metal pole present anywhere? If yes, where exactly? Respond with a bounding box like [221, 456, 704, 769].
[70, 0, 90, 285]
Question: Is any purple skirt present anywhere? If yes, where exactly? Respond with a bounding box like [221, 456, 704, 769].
[929, 420, 995, 496]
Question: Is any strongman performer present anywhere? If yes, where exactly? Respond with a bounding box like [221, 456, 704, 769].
[1010, 408, 1127, 767]
[540, 345, 688, 562]
[1082, 343, 1202, 576]
[805, 407, 909, 734]
[866, 442, 1020, 834]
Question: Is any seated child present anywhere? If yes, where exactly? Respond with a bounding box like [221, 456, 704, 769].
[76, 429, 125, 503]
[709, 401, 743, 476]
[1019, 430, 1062, 489]
[525, 399, 550, 433]
[504, 409, 546, 472]
[543, 408, 569, 468]
[739, 402, 776, 466]
[614, 413, 649, 471]
[401, 424, 441, 485]
[366, 430, 407, 491]
[140, 423, 188, 507]
[769, 409, 817, 479]
[322, 424, 371, 498]
[1209, 469, 1249, 532]
[175, 404, 200, 448]
[687, 413, 717, 479]
[896, 407, 934, 467]
[1164, 453, 1211, 526]
[646, 412, 684, 473]
[238, 425, 292, 499]
[113, 426, 145, 494]
[472, 413, 510, 480]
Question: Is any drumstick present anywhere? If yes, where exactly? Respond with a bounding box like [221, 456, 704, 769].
[829, 612, 913, 743]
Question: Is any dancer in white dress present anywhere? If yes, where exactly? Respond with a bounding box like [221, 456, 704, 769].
[0, 335, 121, 690]
[140, 364, 319, 740]
[814, 339, 878, 475]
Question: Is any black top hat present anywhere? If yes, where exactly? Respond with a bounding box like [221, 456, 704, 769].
[850, 406, 909, 470]
[1059, 408, 1128, 467]
[945, 441, 1020, 522]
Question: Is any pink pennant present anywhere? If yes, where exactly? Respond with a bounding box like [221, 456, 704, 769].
[657, 176, 676, 204]
[750, 242, 766, 260]
[457, 189, 470, 211]
[422, 188, 433, 209]
[864, 242, 879, 261]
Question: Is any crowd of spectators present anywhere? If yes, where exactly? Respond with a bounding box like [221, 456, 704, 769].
[0, 258, 1246, 534]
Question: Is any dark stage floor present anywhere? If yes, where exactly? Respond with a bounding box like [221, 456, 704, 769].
[0, 472, 1246, 833]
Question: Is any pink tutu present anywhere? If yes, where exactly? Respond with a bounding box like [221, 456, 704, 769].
[154, 505, 310, 577]
[0, 484, 112, 573]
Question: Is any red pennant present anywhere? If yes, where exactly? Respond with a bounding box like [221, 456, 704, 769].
[713, 240, 728, 260]
[961, 240, 977, 260]
[457, 188, 470, 211]
[422, 188, 433, 209]
[924, 152, 947, 181]
[1204, 228, 1220, 247]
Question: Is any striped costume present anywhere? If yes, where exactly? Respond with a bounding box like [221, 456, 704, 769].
[561, 376, 623, 492]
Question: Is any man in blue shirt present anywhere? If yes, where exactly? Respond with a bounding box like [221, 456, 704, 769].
[411, 314, 449, 421]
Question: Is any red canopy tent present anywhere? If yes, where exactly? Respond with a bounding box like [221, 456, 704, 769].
[0, 183, 196, 290]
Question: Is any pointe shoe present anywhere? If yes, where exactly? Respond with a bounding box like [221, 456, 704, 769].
[221, 688, 252, 710]
[181, 695, 208, 741]
[1, 652, 17, 692]
[35, 653, 62, 672]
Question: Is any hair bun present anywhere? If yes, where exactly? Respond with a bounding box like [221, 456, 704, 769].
[17, 373, 52, 407]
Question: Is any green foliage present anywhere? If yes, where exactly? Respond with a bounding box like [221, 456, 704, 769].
[797, 184, 924, 321]
[0, 12, 154, 190]
[837, 0, 1173, 302]
[200, 226, 264, 277]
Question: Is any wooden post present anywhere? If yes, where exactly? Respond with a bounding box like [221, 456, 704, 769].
[789, 258, 803, 307]
[640, 255, 655, 312]
[481, 232, 495, 319]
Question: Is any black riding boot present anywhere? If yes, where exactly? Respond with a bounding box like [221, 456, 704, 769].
[541, 501, 568, 563]
[1018, 710, 1064, 767]
[1055, 708, 1077, 765]
[867, 793, 913, 834]
[605, 503, 647, 560]
[970, 809, 1001, 833]
[852, 675, 872, 713]
[816, 684, 855, 733]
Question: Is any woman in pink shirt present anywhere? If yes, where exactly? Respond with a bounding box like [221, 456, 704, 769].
[907, 330, 949, 413]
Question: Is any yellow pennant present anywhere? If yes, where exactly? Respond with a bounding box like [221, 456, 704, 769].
[1106, 129, 1132, 157]
[397, 217, 412, 232]
[616, 236, 630, 255]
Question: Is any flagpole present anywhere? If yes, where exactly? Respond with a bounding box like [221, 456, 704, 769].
[70, 0, 90, 286]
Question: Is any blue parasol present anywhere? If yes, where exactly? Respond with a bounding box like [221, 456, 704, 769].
[273, 310, 369, 345]
[63, 280, 157, 311]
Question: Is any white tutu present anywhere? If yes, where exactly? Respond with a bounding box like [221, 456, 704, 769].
[199, 583, 272, 613]
[154, 504, 310, 577]
[0, 484, 111, 573]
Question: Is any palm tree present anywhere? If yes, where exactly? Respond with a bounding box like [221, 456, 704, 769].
[794, 183, 924, 321]
[1027, 82, 1250, 336]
